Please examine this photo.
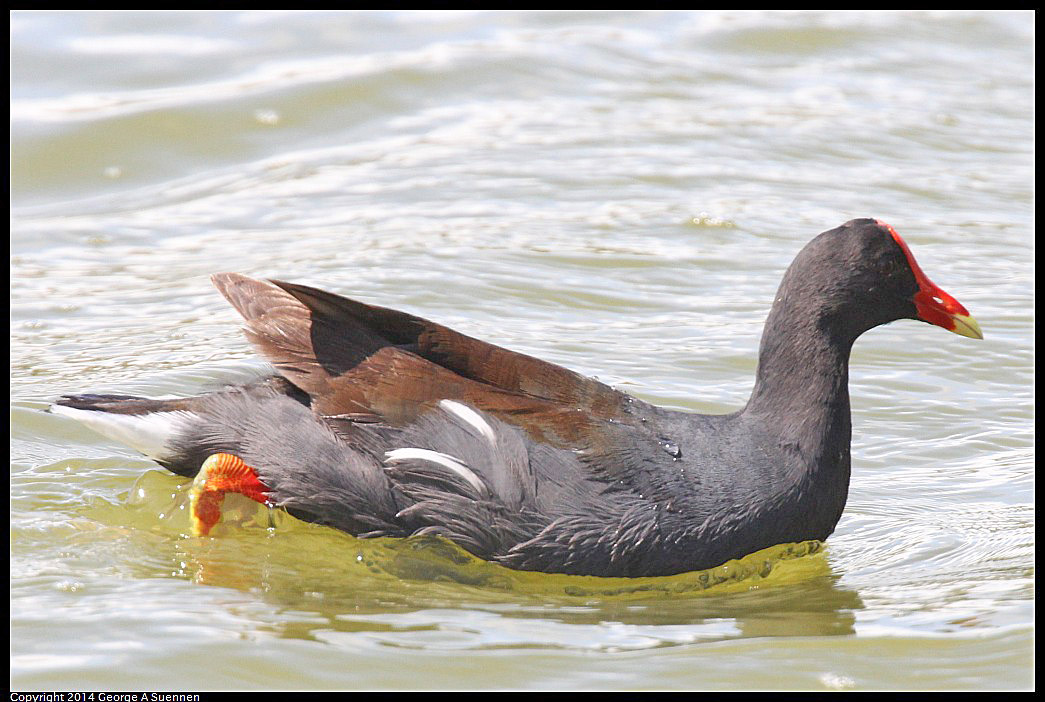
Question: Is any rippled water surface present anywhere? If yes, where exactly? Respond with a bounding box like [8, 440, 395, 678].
[11, 10, 1033, 691]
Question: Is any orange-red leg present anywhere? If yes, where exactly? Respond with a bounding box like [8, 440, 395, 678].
[189, 453, 271, 536]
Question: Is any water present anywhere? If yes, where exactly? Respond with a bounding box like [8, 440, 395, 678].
[11, 10, 1033, 691]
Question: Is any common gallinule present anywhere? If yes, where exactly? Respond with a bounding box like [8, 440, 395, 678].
[52, 219, 982, 577]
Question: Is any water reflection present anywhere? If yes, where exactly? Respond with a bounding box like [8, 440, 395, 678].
[105, 471, 863, 647]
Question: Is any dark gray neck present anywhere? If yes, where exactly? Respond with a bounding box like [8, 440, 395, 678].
[729, 299, 857, 547]
[743, 294, 857, 476]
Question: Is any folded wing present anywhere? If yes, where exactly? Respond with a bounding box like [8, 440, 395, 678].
[211, 273, 645, 446]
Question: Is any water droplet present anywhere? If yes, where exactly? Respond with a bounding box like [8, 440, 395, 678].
[254, 108, 280, 125]
[658, 437, 682, 459]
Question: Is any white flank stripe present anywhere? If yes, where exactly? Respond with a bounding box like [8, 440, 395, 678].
[384, 447, 485, 495]
[438, 399, 497, 446]
[51, 405, 194, 461]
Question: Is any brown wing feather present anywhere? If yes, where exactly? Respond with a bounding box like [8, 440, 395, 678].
[211, 273, 640, 444]
[269, 279, 630, 412]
